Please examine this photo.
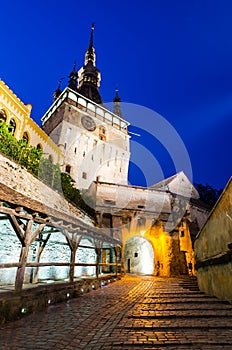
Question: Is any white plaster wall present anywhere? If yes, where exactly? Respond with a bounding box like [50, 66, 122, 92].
[49, 103, 130, 189]
[95, 183, 171, 213]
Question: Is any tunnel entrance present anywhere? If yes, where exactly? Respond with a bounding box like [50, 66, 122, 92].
[124, 236, 154, 275]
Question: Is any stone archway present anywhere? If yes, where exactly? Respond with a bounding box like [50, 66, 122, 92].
[124, 236, 154, 275]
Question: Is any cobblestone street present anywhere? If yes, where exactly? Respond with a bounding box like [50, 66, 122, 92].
[0, 276, 232, 350]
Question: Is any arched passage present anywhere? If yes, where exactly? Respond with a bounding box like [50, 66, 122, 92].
[124, 236, 154, 275]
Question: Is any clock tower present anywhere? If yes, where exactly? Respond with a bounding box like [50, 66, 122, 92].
[41, 25, 130, 189]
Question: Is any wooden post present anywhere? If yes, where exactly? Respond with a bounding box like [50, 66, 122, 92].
[33, 233, 51, 283]
[114, 246, 118, 276]
[15, 219, 33, 292]
[9, 214, 47, 291]
[95, 248, 100, 278]
[64, 230, 82, 283]
[94, 240, 103, 278]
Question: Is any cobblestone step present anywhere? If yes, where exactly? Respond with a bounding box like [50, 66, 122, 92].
[138, 303, 232, 309]
[0, 276, 231, 350]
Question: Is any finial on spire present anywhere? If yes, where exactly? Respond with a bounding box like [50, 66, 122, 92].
[89, 23, 95, 48]
[113, 87, 121, 103]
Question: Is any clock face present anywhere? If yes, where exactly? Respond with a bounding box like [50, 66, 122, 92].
[81, 115, 96, 131]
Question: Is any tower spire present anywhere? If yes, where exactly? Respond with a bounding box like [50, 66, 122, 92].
[68, 61, 78, 91]
[113, 88, 122, 117]
[78, 24, 103, 104]
[85, 23, 96, 66]
[53, 78, 63, 101]
[89, 23, 94, 48]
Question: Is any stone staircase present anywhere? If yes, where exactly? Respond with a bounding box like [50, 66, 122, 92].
[114, 276, 232, 349]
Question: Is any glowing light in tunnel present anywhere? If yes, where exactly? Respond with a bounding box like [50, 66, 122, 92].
[124, 236, 154, 275]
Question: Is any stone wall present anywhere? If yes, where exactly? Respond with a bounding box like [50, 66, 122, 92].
[0, 275, 120, 324]
[0, 153, 121, 286]
[195, 177, 232, 303]
[0, 153, 94, 226]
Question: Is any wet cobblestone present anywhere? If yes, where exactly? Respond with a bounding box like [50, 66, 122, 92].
[0, 276, 231, 349]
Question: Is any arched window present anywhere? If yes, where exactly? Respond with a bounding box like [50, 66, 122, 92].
[9, 118, 16, 136]
[65, 165, 71, 174]
[36, 143, 43, 150]
[0, 109, 7, 122]
[22, 131, 29, 144]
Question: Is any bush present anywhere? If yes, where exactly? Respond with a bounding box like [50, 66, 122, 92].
[0, 121, 96, 220]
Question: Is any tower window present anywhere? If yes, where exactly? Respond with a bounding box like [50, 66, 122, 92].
[99, 135, 106, 141]
[36, 143, 43, 150]
[65, 165, 71, 174]
[99, 126, 106, 141]
[74, 147, 77, 154]
[82, 172, 87, 179]
[180, 230, 185, 237]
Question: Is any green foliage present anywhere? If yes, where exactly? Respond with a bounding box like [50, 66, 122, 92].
[0, 121, 42, 174]
[60, 173, 96, 219]
[0, 121, 96, 220]
[195, 183, 222, 207]
[38, 158, 62, 191]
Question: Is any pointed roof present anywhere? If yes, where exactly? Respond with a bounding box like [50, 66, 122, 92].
[84, 23, 96, 66]
[113, 88, 122, 117]
[68, 62, 78, 91]
[53, 78, 63, 101]
[150, 171, 199, 199]
[77, 24, 103, 104]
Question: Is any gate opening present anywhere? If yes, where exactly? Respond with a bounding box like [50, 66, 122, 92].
[124, 236, 154, 275]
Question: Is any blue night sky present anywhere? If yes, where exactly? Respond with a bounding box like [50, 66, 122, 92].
[1, 0, 231, 190]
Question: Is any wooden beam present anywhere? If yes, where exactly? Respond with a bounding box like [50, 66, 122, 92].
[33, 232, 51, 283]
[30, 223, 46, 244]
[15, 219, 34, 291]
[9, 214, 25, 246]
